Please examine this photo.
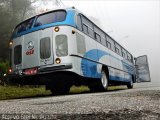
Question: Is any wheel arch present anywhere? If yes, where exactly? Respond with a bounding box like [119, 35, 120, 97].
[101, 65, 109, 78]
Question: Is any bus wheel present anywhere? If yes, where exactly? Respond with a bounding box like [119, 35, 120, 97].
[89, 70, 108, 92]
[100, 70, 108, 91]
[127, 80, 133, 89]
[50, 85, 71, 95]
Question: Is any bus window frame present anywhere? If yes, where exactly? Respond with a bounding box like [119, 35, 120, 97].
[95, 32, 101, 43]
[76, 13, 134, 64]
[82, 23, 89, 34]
[77, 14, 83, 31]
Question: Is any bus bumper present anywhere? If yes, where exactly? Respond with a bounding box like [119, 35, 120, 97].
[6, 63, 73, 85]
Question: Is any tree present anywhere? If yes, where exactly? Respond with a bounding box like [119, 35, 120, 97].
[0, 0, 35, 61]
[0, 0, 62, 61]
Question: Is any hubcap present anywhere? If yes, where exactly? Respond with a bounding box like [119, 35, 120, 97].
[101, 71, 108, 88]
[130, 80, 133, 86]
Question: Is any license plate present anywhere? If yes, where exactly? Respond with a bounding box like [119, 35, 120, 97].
[24, 68, 37, 75]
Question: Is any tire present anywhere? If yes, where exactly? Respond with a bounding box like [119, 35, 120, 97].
[50, 85, 70, 95]
[89, 69, 108, 92]
[127, 80, 133, 89]
[100, 70, 108, 90]
[48, 80, 71, 95]
[45, 73, 72, 95]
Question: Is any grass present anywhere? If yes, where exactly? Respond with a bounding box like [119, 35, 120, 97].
[0, 85, 51, 100]
[70, 86, 90, 93]
[0, 85, 126, 100]
[108, 86, 126, 91]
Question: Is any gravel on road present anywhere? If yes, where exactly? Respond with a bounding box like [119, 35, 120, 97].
[0, 87, 160, 120]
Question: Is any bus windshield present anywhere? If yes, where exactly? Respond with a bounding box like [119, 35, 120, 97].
[13, 10, 66, 37]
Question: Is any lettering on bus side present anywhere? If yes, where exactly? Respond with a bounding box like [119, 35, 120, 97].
[26, 49, 34, 55]
[26, 41, 35, 55]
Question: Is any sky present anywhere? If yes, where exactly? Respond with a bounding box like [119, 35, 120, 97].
[40, 0, 160, 86]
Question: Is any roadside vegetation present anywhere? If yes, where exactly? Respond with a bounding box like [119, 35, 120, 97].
[0, 85, 126, 100]
[0, 86, 51, 100]
[0, 61, 9, 86]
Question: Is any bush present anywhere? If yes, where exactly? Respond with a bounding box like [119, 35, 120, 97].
[0, 60, 9, 85]
[0, 60, 9, 74]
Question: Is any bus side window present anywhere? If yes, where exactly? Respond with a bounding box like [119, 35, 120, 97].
[107, 36, 115, 52]
[81, 15, 94, 38]
[122, 48, 127, 59]
[111, 39, 115, 52]
[88, 27, 94, 38]
[95, 33, 101, 42]
[94, 26, 103, 43]
[127, 52, 132, 62]
[106, 41, 111, 49]
[129, 54, 133, 63]
[99, 31, 106, 46]
[131, 55, 134, 63]
[115, 43, 122, 56]
[82, 24, 88, 34]
[76, 32, 86, 54]
[101, 37, 106, 46]
[115, 47, 119, 54]
[122, 52, 125, 57]
[77, 15, 82, 31]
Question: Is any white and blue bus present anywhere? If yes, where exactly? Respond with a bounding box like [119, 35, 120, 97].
[8, 7, 151, 94]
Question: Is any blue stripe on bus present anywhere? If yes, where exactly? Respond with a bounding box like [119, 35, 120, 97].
[109, 75, 131, 82]
[12, 10, 76, 39]
[81, 49, 134, 79]
[122, 61, 135, 73]
[81, 49, 107, 78]
[65, 10, 76, 25]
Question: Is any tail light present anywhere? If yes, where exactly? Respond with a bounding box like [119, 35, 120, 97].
[8, 68, 12, 73]
[55, 58, 61, 64]
[24, 68, 38, 75]
[9, 41, 13, 46]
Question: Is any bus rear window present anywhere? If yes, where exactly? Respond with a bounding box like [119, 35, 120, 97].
[40, 37, 51, 59]
[14, 45, 22, 65]
[14, 17, 35, 35]
[12, 10, 66, 37]
[34, 10, 66, 27]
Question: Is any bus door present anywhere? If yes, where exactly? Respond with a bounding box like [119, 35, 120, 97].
[39, 28, 54, 66]
[135, 55, 151, 82]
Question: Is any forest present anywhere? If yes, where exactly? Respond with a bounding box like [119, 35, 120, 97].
[0, 0, 60, 74]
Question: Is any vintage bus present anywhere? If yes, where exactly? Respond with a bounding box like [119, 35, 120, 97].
[8, 7, 151, 94]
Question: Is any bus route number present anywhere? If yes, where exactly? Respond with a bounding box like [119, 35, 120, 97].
[26, 49, 34, 55]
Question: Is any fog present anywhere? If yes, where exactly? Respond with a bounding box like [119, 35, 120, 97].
[45, 0, 160, 86]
